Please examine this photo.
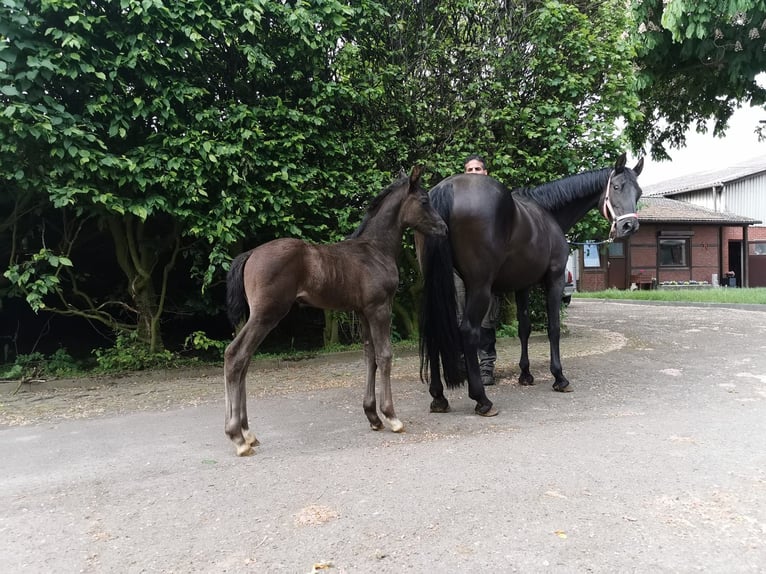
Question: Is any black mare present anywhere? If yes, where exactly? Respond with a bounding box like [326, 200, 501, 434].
[418, 153, 644, 416]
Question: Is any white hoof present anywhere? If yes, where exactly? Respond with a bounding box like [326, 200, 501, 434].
[236, 443, 255, 457]
[381, 414, 405, 433]
[242, 428, 259, 446]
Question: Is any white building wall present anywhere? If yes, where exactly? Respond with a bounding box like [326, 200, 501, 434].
[724, 174, 766, 226]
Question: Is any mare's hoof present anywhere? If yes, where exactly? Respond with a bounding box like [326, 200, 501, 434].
[553, 381, 573, 393]
[519, 374, 535, 386]
[430, 398, 451, 413]
[370, 422, 384, 431]
[475, 404, 498, 417]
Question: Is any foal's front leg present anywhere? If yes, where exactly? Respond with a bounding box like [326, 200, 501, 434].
[365, 307, 404, 432]
[360, 317, 384, 431]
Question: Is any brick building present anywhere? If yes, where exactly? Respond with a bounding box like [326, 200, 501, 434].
[576, 156, 766, 291]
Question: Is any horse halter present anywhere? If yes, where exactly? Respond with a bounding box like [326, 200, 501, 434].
[600, 170, 638, 236]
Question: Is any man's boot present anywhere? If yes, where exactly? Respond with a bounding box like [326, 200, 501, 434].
[479, 327, 497, 386]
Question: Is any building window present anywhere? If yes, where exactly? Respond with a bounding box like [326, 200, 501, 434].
[750, 242, 766, 256]
[659, 238, 689, 267]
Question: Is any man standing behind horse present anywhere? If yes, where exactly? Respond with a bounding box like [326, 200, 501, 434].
[455, 154, 502, 386]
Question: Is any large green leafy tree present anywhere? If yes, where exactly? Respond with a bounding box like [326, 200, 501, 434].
[348, 0, 640, 271]
[628, 0, 766, 158]
[337, 0, 644, 334]
[0, 0, 391, 352]
[2, 0, 649, 358]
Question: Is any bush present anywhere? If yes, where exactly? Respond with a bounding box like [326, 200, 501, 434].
[93, 332, 176, 372]
[0, 348, 82, 380]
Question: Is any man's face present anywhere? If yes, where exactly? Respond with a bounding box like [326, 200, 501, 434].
[464, 159, 487, 175]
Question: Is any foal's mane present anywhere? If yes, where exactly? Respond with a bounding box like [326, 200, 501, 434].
[514, 168, 610, 211]
[346, 172, 410, 239]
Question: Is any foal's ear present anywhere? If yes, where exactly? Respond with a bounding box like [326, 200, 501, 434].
[397, 167, 408, 179]
[614, 152, 627, 173]
[409, 165, 424, 187]
[633, 156, 644, 176]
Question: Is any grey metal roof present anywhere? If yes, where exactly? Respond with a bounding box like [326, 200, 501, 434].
[643, 154, 766, 196]
[637, 197, 762, 225]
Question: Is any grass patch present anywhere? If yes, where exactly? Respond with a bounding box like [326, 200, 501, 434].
[573, 287, 766, 305]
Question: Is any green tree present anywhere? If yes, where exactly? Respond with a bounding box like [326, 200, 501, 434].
[628, 0, 766, 158]
[0, 0, 391, 352]
[2, 0, 651, 359]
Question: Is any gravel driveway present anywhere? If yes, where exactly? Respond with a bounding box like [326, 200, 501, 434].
[1, 299, 765, 574]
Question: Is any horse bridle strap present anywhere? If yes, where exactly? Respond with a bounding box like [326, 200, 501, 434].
[601, 170, 637, 234]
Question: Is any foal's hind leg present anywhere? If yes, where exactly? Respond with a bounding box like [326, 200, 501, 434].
[224, 316, 276, 456]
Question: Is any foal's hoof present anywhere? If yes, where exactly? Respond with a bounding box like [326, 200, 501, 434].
[243, 429, 260, 447]
[236, 444, 256, 457]
[380, 414, 404, 433]
[553, 381, 573, 393]
[430, 397, 451, 413]
[475, 403, 499, 417]
[369, 421, 384, 431]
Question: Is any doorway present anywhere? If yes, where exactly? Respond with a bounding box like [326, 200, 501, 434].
[728, 240, 742, 287]
[607, 241, 627, 289]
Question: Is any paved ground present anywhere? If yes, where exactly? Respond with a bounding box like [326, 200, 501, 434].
[1, 300, 765, 573]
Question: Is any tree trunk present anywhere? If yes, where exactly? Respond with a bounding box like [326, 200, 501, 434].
[106, 215, 180, 353]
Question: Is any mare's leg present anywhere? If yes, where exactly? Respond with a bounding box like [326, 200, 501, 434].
[428, 352, 450, 413]
[515, 289, 535, 386]
[544, 285, 571, 392]
[359, 317, 384, 430]
[366, 305, 404, 432]
[427, 273, 466, 414]
[461, 289, 497, 417]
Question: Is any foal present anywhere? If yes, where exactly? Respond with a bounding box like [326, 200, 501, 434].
[224, 166, 447, 456]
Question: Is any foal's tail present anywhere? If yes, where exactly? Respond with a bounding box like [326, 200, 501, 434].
[418, 186, 464, 389]
[226, 250, 253, 327]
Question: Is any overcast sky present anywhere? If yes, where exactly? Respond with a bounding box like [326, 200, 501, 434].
[634, 104, 766, 185]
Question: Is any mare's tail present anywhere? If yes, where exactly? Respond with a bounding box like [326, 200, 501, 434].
[226, 250, 253, 327]
[418, 186, 464, 389]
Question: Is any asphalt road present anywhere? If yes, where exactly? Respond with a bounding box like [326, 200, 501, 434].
[2, 300, 765, 573]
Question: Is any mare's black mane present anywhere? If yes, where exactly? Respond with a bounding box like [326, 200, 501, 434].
[514, 168, 610, 211]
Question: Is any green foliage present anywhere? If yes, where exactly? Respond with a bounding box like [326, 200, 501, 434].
[3, 248, 73, 311]
[0, 349, 82, 380]
[93, 332, 175, 372]
[0, 0, 392, 348]
[1, 0, 661, 365]
[628, 1, 766, 157]
[526, 286, 568, 332]
[183, 330, 228, 361]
